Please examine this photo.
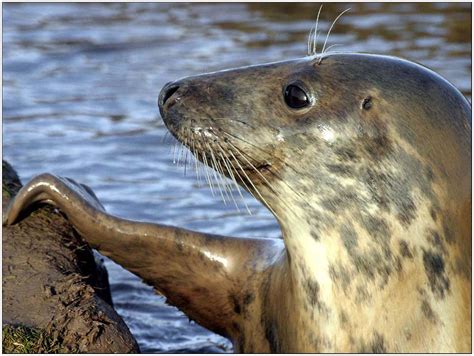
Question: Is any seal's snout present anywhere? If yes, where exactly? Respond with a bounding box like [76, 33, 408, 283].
[158, 81, 181, 117]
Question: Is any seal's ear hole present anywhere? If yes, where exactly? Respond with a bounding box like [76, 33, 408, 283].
[284, 84, 310, 109]
[362, 96, 373, 110]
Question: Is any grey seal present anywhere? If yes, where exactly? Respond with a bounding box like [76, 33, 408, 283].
[4, 53, 471, 352]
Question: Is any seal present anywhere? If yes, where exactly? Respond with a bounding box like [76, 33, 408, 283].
[4, 53, 471, 352]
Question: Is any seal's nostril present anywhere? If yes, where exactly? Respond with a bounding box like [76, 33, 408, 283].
[162, 85, 180, 106]
[158, 82, 182, 117]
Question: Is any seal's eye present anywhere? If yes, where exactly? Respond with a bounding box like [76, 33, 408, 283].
[284, 84, 309, 109]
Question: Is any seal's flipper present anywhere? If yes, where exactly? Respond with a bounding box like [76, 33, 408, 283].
[3, 173, 284, 339]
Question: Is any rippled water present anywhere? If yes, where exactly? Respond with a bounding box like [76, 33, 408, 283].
[3, 3, 471, 353]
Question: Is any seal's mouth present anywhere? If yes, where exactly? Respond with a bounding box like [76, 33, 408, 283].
[168, 123, 273, 185]
[161, 118, 283, 218]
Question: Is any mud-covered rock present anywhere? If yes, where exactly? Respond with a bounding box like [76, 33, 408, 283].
[2, 160, 140, 353]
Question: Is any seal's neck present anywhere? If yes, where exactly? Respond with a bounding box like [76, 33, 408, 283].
[272, 178, 454, 351]
[278, 211, 338, 313]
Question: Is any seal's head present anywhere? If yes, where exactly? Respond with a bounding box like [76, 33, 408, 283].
[158, 54, 470, 241]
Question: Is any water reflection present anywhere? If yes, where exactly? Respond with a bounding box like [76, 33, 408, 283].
[3, 3, 471, 353]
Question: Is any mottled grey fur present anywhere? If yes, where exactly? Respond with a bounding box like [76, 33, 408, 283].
[4, 53, 471, 352]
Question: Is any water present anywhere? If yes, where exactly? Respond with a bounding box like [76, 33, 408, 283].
[3, 3, 471, 353]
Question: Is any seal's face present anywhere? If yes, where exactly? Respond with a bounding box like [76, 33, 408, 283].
[157, 57, 347, 202]
[158, 54, 470, 227]
[158, 58, 318, 182]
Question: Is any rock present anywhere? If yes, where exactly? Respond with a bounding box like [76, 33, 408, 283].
[2, 160, 140, 353]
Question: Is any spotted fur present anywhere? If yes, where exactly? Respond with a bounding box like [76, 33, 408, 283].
[4, 53, 471, 352]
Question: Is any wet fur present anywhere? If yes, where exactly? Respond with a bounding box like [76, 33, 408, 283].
[4, 54, 471, 352]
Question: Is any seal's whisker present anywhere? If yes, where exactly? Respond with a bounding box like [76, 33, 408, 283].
[197, 134, 223, 200]
[217, 149, 243, 212]
[176, 144, 184, 167]
[224, 154, 254, 216]
[307, 25, 314, 56]
[221, 130, 307, 187]
[219, 130, 288, 167]
[213, 163, 228, 205]
[198, 158, 206, 188]
[176, 144, 182, 166]
[225, 140, 278, 195]
[195, 159, 201, 187]
[191, 137, 202, 186]
[198, 134, 235, 201]
[206, 142, 228, 204]
[312, 4, 323, 56]
[182, 133, 189, 176]
[220, 131, 273, 158]
[215, 154, 240, 211]
[210, 154, 228, 204]
[180, 145, 187, 168]
[324, 43, 342, 54]
[224, 135, 313, 212]
[226, 142, 298, 215]
[218, 145, 245, 210]
[227, 148, 280, 220]
[220, 130, 300, 177]
[320, 7, 350, 61]
[171, 125, 286, 215]
[184, 149, 189, 176]
[201, 149, 215, 196]
[216, 144, 250, 214]
[167, 138, 175, 155]
[172, 142, 178, 164]
[214, 154, 234, 203]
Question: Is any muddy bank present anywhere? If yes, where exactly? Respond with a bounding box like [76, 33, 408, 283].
[2, 160, 140, 353]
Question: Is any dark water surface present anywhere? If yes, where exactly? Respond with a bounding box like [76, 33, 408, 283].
[3, 2, 471, 353]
